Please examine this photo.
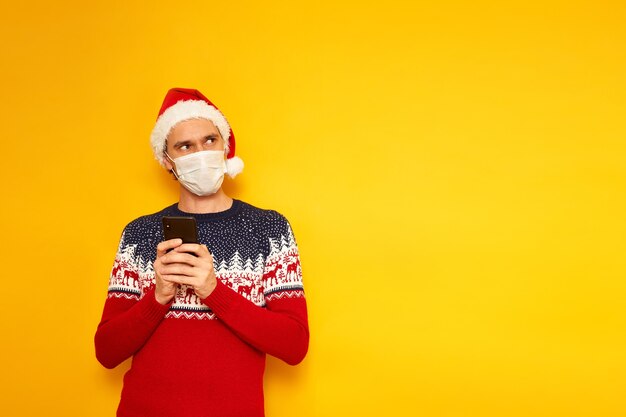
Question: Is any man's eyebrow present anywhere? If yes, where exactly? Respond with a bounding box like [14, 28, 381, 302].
[173, 134, 218, 147]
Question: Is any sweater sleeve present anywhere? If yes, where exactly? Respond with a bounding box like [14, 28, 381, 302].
[201, 220, 309, 365]
[94, 229, 170, 369]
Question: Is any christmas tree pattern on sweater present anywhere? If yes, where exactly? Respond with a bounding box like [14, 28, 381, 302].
[107, 200, 305, 320]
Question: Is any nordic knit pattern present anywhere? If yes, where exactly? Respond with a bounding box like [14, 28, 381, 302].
[95, 200, 308, 417]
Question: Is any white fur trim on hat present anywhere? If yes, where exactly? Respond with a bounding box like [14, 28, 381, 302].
[150, 100, 231, 167]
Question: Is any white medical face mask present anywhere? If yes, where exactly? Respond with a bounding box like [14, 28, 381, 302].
[166, 150, 227, 196]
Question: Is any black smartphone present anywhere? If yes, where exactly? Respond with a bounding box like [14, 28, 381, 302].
[162, 216, 198, 244]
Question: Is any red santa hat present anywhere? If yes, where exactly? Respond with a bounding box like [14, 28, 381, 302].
[150, 88, 244, 178]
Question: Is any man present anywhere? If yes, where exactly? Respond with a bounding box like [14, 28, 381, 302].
[95, 88, 309, 417]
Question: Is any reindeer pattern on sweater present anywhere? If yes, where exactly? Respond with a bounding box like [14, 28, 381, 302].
[107, 200, 305, 320]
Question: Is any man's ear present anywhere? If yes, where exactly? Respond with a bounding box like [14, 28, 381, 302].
[164, 156, 173, 171]
[163, 141, 174, 170]
[164, 153, 177, 176]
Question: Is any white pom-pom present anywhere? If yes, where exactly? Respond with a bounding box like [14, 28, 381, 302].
[225, 156, 244, 178]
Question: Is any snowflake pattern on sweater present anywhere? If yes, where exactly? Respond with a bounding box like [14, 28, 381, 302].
[107, 200, 305, 320]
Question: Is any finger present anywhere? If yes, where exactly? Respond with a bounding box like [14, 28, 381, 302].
[157, 239, 183, 258]
[160, 274, 196, 286]
[161, 252, 200, 266]
[159, 264, 196, 277]
[153, 258, 166, 273]
[175, 243, 211, 257]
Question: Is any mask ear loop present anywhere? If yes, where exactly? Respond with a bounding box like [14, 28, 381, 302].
[214, 131, 229, 174]
[164, 151, 182, 181]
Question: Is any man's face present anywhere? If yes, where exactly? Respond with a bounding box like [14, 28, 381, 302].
[164, 118, 226, 172]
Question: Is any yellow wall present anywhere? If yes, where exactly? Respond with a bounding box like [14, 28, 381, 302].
[1, 1, 625, 416]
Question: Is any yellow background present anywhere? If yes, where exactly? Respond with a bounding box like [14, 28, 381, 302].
[1, 1, 625, 416]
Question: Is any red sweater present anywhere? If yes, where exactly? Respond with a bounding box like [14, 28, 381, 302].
[95, 201, 309, 417]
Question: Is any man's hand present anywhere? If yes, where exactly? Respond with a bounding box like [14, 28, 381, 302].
[154, 239, 183, 305]
[153, 240, 217, 305]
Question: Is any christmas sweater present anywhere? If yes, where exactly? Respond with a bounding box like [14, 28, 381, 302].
[94, 200, 308, 417]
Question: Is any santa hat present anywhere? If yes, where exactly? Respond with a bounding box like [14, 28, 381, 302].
[150, 88, 244, 178]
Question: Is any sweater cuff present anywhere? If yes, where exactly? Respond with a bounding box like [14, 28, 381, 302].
[202, 280, 237, 316]
[137, 288, 171, 324]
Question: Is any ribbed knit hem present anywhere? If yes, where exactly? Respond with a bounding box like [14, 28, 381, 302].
[201, 280, 236, 316]
[137, 288, 172, 324]
[165, 199, 243, 223]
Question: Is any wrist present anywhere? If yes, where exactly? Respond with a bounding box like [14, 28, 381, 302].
[155, 292, 174, 305]
[197, 280, 218, 300]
